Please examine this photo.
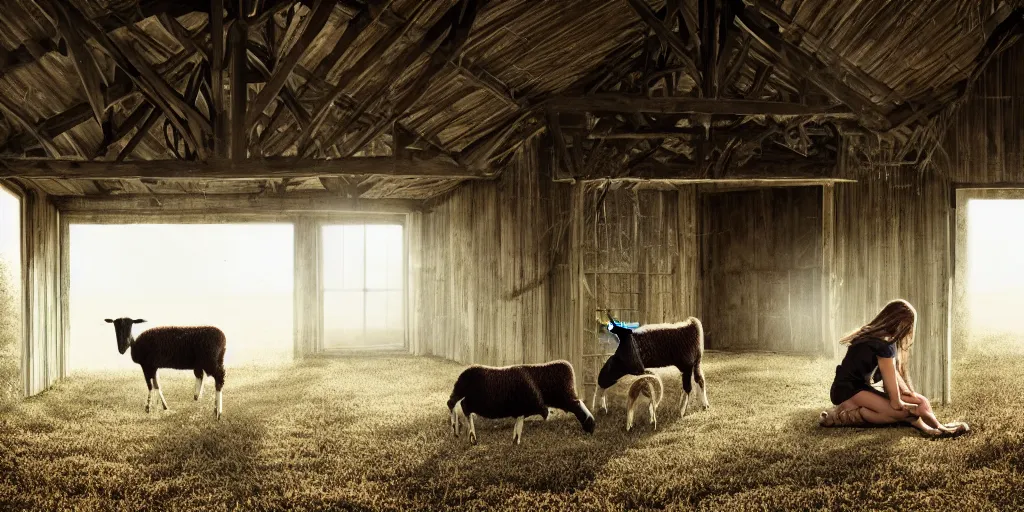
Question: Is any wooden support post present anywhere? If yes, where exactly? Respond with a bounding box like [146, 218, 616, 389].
[821, 183, 836, 358]
[211, 0, 226, 158]
[229, 18, 248, 162]
[569, 182, 586, 397]
[293, 216, 320, 357]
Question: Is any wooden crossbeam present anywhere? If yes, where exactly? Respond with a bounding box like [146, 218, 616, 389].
[587, 157, 840, 182]
[0, 157, 491, 180]
[549, 94, 853, 116]
[55, 191, 421, 214]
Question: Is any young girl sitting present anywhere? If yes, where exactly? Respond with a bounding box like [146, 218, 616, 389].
[819, 299, 969, 438]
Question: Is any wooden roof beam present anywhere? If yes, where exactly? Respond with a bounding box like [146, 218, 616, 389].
[336, 0, 489, 158]
[734, 7, 889, 130]
[0, 156, 492, 180]
[549, 93, 854, 116]
[587, 157, 840, 182]
[451, 60, 521, 109]
[295, 2, 428, 154]
[55, 191, 421, 215]
[246, 0, 335, 130]
[624, 0, 701, 84]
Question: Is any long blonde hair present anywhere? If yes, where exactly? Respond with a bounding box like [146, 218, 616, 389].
[840, 299, 917, 390]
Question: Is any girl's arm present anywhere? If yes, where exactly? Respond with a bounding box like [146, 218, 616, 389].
[877, 356, 908, 410]
[895, 371, 914, 396]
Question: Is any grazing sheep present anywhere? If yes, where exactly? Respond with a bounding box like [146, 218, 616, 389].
[625, 370, 664, 432]
[105, 318, 227, 419]
[594, 314, 708, 419]
[447, 360, 596, 445]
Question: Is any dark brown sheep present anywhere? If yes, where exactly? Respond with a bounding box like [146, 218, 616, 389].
[106, 317, 226, 419]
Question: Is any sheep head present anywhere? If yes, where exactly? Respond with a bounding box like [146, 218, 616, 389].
[104, 317, 147, 354]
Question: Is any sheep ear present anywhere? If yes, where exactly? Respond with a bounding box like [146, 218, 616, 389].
[104, 318, 113, 323]
[133, 319, 147, 324]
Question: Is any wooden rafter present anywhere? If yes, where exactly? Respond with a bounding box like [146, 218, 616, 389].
[734, 6, 889, 130]
[296, 2, 428, 154]
[0, 95, 61, 157]
[624, 0, 701, 84]
[246, 0, 335, 129]
[48, 0, 107, 126]
[0, 156, 490, 180]
[340, 0, 489, 157]
[312, 2, 464, 157]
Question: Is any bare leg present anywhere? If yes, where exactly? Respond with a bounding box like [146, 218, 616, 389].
[902, 392, 955, 432]
[839, 391, 941, 436]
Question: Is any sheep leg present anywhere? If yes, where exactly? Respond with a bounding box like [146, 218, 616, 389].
[512, 416, 524, 445]
[153, 372, 169, 411]
[626, 403, 635, 432]
[592, 386, 608, 414]
[452, 398, 466, 438]
[193, 369, 205, 401]
[649, 400, 657, 430]
[680, 367, 694, 419]
[694, 363, 709, 410]
[468, 413, 477, 445]
[143, 369, 154, 413]
[211, 367, 225, 420]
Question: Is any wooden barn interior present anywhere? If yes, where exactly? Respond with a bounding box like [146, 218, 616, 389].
[0, 0, 1023, 411]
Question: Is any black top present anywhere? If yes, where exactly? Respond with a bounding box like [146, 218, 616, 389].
[834, 337, 897, 386]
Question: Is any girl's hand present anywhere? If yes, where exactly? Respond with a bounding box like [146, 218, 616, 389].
[891, 399, 908, 411]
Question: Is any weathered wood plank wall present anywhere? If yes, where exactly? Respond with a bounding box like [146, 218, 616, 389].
[833, 143, 950, 402]
[701, 187, 824, 354]
[22, 186, 62, 396]
[418, 140, 575, 371]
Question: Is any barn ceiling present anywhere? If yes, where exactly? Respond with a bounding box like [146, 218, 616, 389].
[0, 0, 1020, 199]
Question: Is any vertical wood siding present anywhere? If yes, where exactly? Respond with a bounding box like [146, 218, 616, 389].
[23, 187, 61, 397]
[418, 140, 574, 371]
[702, 187, 825, 355]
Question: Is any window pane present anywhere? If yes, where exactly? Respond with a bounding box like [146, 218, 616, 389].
[386, 290, 403, 330]
[323, 291, 364, 348]
[387, 227, 404, 290]
[322, 225, 365, 290]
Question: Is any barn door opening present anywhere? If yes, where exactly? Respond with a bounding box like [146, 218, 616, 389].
[0, 185, 22, 401]
[953, 192, 1024, 357]
[320, 224, 405, 351]
[701, 186, 825, 355]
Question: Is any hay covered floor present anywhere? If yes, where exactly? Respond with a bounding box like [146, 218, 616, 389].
[1, 342, 1022, 511]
